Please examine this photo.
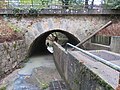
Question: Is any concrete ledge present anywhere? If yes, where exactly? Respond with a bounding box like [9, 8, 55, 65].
[53, 42, 118, 90]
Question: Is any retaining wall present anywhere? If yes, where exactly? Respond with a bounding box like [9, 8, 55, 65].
[53, 42, 114, 90]
[0, 39, 27, 78]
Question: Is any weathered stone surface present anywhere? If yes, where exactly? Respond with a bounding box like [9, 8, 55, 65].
[7, 15, 119, 48]
[53, 42, 115, 90]
[12, 62, 18, 69]
[110, 36, 120, 54]
[0, 43, 4, 51]
[0, 40, 27, 78]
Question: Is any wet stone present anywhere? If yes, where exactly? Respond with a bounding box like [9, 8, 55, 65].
[13, 75, 39, 90]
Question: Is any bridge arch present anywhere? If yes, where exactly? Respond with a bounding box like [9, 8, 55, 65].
[28, 29, 80, 57]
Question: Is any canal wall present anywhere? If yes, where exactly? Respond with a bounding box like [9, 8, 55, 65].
[110, 36, 120, 54]
[83, 36, 120, 54]
[53, 42, 114, 90]
[0, 40, 27, 79]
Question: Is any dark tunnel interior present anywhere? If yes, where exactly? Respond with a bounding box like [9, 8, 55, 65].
[28, 30, 80, 57]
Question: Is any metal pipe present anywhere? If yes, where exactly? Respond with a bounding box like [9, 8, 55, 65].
[66, 43, 120, 72]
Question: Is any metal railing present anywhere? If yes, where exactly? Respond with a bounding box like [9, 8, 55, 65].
[0, 1, 118, 15]
[0, 1, 113, 10]
[65, 43, 120, 72]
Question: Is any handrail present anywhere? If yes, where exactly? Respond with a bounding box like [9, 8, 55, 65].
[0, 2, 113, 9]
[66, 43, 120, 72]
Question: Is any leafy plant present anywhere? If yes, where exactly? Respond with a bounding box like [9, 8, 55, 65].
[112, 0, 120, 9]
[13, 8, 22, 15]
[103, 0, 120, 9]
[29, 8, 38, 15]
[41, 83, 49, 90]
[14, 28, 21, 32]
[0, 86, 6, 90]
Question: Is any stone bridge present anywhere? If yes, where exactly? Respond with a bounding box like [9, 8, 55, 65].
[3, 14, 119, 56]
[0, 10, 120, 90]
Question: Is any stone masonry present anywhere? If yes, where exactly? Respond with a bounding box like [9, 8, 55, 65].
[7, 15, 114, 46]
[0, 39, 27, 79]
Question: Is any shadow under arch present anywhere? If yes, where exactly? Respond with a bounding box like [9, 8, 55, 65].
[28, 29, 80, 57]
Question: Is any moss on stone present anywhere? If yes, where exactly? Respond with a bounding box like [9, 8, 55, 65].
[13, 43, 17, 49]
[74, 78, 79, 85]
[0, 86, 6, 90]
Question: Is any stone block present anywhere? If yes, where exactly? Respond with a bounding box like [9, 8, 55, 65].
[0, 68, 4, 76]
[12, 62, 18, 69]
[3, 42, 9, 49]
[0, 43, 4, 51]
[1, 59, 7, 67]
[110, 36, 120, 53]
[0, 50, 3, 56]
[0, 39, 27, 78]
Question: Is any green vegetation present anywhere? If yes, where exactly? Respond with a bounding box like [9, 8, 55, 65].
[19, 0, 120, 9]
[74, 78, 79, 85]
[41, 83, 49, 89]
[0, 0, 120, 9]
[0, 86, 6, 90]
[8, 23, 21, 32]
[29, 8, 38, 14]
[103, 0, 120, 9]
[20, 0, 33, 4]
[112, 0, 120, 9]
[13, 8, 22, 15]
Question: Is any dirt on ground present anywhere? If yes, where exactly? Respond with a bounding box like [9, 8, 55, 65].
[0, 17, 23, 43]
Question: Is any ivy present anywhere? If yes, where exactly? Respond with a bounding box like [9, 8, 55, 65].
[13, 8, 23, 16]
[29, 8, 38, 15]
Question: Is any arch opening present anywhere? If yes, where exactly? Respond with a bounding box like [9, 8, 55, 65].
[28, 30, 80, 57]
[46, 32, 69, 53]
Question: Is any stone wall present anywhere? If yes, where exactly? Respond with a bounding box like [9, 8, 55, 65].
[110, 36, 120, 54]
[7, 15, 113, 46]
[0, 40, 27, 78]
[0, 15, 119, 55]
[0, 15, 119, 53]
[53, 42, 114, 90]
